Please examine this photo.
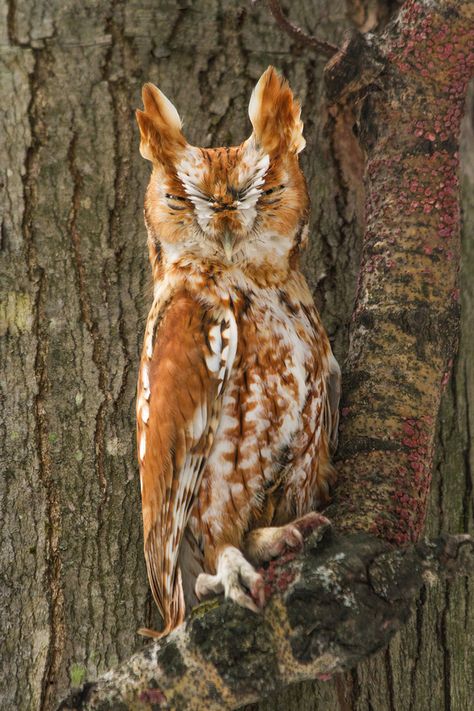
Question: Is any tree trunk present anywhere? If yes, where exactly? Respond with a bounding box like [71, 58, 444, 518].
[0, 2, 472, 711]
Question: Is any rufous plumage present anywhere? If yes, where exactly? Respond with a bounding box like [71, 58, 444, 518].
[135, 66, 340, 637]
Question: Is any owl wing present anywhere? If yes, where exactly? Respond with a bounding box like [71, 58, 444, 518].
[136, 291, 237, 635]
[324, 352, 341, 452]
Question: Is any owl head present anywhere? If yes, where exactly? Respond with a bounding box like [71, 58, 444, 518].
[136, 66, 309, 271]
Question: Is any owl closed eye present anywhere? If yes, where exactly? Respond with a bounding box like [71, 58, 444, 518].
[136, 67, 310, 270]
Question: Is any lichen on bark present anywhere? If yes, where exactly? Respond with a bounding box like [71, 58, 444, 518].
[328, 0, 474, 546]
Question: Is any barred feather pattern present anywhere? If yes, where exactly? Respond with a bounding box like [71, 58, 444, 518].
[137, 290, 238, 634]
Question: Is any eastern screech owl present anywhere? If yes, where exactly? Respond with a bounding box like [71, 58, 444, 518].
[135, 66, 340, 637]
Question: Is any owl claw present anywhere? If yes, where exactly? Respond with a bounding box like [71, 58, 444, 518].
[229, 585, 260, 613]
[195, 573, 223, 600]
[250, 575, 266, 609]
[293, 512, 331, 538]
[195, 546, 265, 613]
[244, 512, 331, 566]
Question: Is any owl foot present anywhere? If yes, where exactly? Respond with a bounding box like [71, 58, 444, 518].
[195, 545, 265, 613]
[292, 511, 331, 538]
[244, 512, 330, 566]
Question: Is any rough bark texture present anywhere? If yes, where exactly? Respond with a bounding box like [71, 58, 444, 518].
[327, 0, 473, 545]
[56, 529, 474, 710]
[0, 1, 472, 710]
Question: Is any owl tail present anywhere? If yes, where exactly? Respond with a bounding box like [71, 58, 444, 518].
[139, 539, 186, 638]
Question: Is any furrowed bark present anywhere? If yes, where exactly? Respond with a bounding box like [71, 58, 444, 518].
[57, 528, 473, 711]
[2, 2, 355, 707]
[2, 0, 473, 709]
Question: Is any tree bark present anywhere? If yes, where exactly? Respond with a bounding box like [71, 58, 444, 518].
[1, 1, 472, 710]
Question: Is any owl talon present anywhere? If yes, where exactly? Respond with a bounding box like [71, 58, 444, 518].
[244, 512, 331, 566]
[195, 546, 265, 613]
[195, 572, 224, 600]
[228, 584, 260, 613]
[293, 512, 331, 538]
[250, 576, 266, 609]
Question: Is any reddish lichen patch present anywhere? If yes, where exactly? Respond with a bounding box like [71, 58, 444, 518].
[387, 0, 474, 137]
[316, 673, 333, 682]
[260, 551, 299, 601]
[325, 0, 469, 545]
[360, 0, 473, 276]
[139, 687, 168, 706]
[441, 358, 453, 389]
[366, 151, 460, 247]
[372, 417, 433, 546]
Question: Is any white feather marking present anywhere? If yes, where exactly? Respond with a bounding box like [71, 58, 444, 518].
[206, 318, 226, 373]
[146, 332, 154, 359]
[209, 323, 222, 352]
[152, 86, 183, 131]
[238, 153, 269, 210]
[227, 151, 269, 230]
[231, 482, 243, 496]
[140, 431, 146, 461]
[142, 364, 151, 401]
[141, 401, 150, 424]
[191, 404, 206, 442]
[248, 75, 266, 130]
[176, 157, 213, 231]
[222, 310, 238, 383]
[205, 352, 220, 373]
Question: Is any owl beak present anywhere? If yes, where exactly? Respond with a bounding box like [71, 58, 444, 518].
[221, 232, 235, 263]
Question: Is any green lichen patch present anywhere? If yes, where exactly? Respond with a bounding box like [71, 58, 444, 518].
[69, 663, 87, 688]
[189, 597, 221, 620]
[0, 291, 34, 336]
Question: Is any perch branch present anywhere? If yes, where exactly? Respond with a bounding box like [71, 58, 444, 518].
[58, 527, 473, 710]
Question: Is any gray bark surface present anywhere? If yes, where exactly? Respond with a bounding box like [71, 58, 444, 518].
[0, 1, 472, 710]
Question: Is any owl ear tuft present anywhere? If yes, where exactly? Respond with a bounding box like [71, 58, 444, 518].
[248, 66, 305, 157]
[136, 83, 188, 166]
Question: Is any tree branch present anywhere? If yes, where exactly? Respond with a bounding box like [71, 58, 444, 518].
[58, 527, 473, 710]
[324, 0, 474, 544]
[252, 0, 340, 58]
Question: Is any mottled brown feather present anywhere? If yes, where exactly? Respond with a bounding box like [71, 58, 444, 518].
[137, 293, 227, 634]
[135, 66, 340, 637]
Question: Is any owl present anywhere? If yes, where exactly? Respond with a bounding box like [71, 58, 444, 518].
[135, 66, 340, 638]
